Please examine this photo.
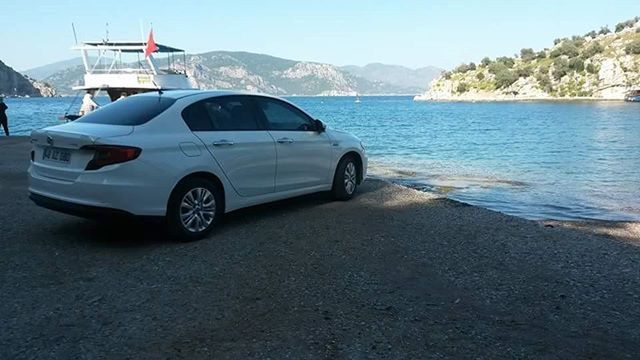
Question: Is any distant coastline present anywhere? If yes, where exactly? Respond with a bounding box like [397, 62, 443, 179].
[416, 18, 640, 103]
[413, 94, 630, 102]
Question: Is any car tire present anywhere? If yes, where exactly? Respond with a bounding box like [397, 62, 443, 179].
[166, 177, 223, 242]
[331, 156, 359, 200]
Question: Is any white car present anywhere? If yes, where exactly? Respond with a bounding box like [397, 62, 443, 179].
[28, 90, 367, 241]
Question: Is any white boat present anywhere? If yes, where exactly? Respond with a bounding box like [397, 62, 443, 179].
[355, 94, 361, 103]
[63, 36, 195, 120]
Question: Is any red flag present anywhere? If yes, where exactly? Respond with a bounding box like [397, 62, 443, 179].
[144, 29, 159, 58]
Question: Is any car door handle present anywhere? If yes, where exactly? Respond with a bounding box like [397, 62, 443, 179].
[212, 140, 235, 146]
[277, 137, 294, 144]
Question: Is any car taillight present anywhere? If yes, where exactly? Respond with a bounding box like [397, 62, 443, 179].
[82, 145, 141, 170]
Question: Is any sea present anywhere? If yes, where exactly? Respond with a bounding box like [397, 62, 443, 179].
[4, 95, 640, 221]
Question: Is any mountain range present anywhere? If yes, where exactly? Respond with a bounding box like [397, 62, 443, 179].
[21, 52, 441, 96]
[341, 63, 443, 94]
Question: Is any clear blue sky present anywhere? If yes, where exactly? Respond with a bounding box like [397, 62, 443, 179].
[2, 0, 639, 70]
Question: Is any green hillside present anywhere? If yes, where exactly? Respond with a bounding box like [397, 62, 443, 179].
[418, 17, 640, 101]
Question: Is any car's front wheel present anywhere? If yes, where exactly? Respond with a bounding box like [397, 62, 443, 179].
[332, 156, 359, 200]
[167, 178, 223, 241]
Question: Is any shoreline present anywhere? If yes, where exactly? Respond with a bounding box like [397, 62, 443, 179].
[3, 135, 638, 240]
[379, 177, 639, 243]
[413, 96, 631, 103]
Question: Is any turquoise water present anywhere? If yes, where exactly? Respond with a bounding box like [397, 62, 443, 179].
[4, 96, 640, 221]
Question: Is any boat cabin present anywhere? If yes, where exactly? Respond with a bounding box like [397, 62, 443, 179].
[72, 41, 194, 101]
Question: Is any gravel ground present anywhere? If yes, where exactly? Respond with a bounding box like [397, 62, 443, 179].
[1, 137, 640, 359]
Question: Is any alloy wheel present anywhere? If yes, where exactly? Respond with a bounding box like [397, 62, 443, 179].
[180, 187, 216, 233]
[344, 162, 357, 195]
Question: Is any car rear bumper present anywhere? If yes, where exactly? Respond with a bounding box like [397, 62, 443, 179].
[28, 163, 171, 216]
[29, 193, 133, 219]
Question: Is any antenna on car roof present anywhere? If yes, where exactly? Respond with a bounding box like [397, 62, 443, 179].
[151, 80, 163, 96]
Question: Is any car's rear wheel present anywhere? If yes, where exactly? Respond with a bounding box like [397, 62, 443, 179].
[167, 178, 223, 241]
[332, 156, 359, 200]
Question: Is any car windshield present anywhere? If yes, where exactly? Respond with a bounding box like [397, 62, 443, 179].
[76, 95, 176, 126]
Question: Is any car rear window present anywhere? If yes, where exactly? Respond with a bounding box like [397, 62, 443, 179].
[76, 96, 176, 126]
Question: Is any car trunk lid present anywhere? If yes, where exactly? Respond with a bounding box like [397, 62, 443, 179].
[30, 123, 134, 182]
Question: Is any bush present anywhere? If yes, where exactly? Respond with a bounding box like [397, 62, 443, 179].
[516, 66, 533, 78]
[554, 38, 563, 45]
[625, 39, 640, 55]
[536, 51, 547, 60]
[586, 63, 599, 74]
[481, 57, 492, 66]
[476, 72, 485, 80]
[598, 26, 611, 35]
[494, 68, 518, 88]
[538, 63, 551, 75]
[536, 72, 553, 92]
[488, 62, 507, 75]
[615, 17, 639, 32]
[496, 56, 515, 68]
[454, 64, 471, 73]
[520, 48, 535, 61]
[571, 36, 585, 47]
[456, 82, 469, 93]
[552, 58, 570, 80]
[443, 71, 452, 80]
[585, 30, 597, 38]
[454, 62, 477, 73]
[568, 58, 584, 72]
[582, 42, 604, 58]
[550, 42, 580, 58]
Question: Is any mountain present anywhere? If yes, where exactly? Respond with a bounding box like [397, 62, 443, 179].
[22, 57, 89, 80]
[417, 17, 640, 101]
[40, 65, 85, 96]
[0, 60, 44, 97]
[341, 63, 443, 93]
[181, 51, 383, 96]
[26, 76, 57, 97]
[41, 51, 432, 96]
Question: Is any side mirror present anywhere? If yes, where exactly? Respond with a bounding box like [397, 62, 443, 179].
[314, 119, 326, 133]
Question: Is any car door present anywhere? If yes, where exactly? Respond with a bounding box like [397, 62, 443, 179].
[182, 96, 276, 197]
[255, 97, 333, 192]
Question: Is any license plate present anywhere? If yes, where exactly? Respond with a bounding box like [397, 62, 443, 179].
[42, 147, 71, 163]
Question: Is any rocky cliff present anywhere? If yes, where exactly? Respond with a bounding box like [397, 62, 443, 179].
[0, 60, 43, 97]
[417, 18, 640, 101]
[26, 76, 57, 97]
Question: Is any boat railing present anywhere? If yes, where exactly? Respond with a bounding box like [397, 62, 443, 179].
[88, 68, 186, 75]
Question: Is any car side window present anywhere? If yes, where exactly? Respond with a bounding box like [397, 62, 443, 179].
[257, 98, 315, 131]
[182, 96, 261, 131]
[182, 102, 214, 131]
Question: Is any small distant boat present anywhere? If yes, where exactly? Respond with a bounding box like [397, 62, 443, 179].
[624, 90, 640, 102]
[355, 94, 361, 103]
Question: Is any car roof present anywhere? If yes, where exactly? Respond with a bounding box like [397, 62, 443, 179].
[137, 89, 282, 101]
[136, 89, 317, 120]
